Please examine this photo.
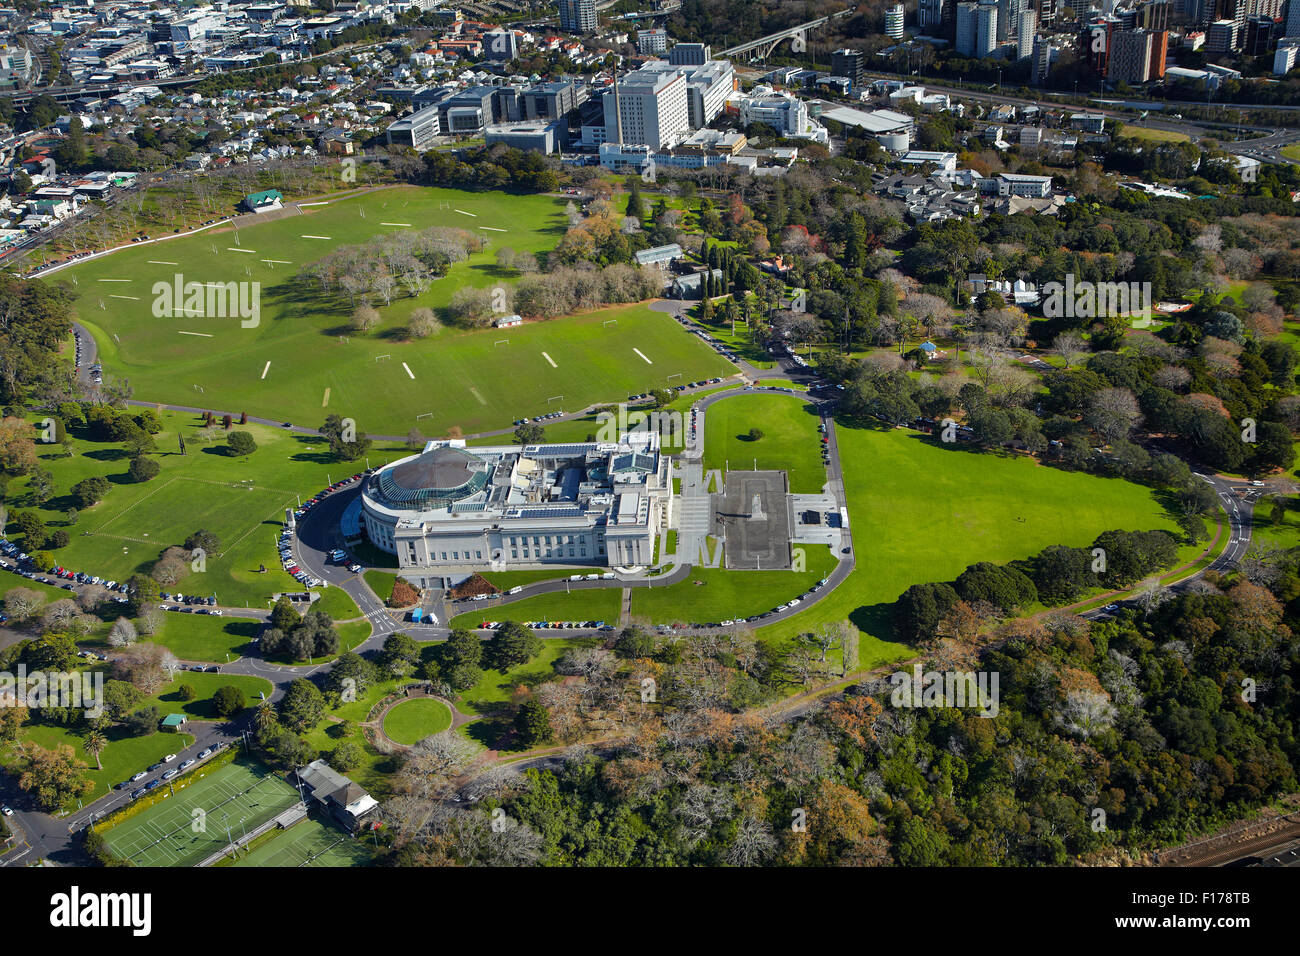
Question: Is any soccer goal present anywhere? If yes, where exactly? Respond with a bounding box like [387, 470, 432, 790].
[602, 319, 618, 328]
[375, 354, 391, 362]
[494, 339, 509, 346]
[416, 412, 435, 421]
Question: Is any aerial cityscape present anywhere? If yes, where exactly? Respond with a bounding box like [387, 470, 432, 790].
[0, 0, 1294, 916]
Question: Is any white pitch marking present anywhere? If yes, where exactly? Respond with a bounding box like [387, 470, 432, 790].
[299, 201, 329, 207]
[261, 259, 291, 265]
[227, 247, 257, 253]
[479, 226, 506, 232]
[301, 235, 332, 239]
[402, 362, 415, 379]
[108, 294, 140, 300]
[147, 260, 178, 265]
[542, 352, 557, 368]
[380, 222, 411, 227]
[322, 387, 331, 407]
[261, 361, 271, 380]
[454, 209, 477, 217]
[178, 331, 214, 337]
[633, 348, 653, 365]
[97, 278, 131, 282]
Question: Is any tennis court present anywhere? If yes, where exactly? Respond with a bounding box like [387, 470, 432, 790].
[233, 814, 374, 867]
[100, 759, 302, 867]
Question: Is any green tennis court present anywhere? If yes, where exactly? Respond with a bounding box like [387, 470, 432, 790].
[100, 759, 301, 867]
[233, 814, 374, 867]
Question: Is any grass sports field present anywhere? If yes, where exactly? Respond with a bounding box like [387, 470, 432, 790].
[6, 409, 405, 611]
[383, 697, 453, 745]
[100, 758, 301, 866]
[231, 813, 373, 867]
[61, 186, 733, 436]
[703, 391, 827, 494]
[758, 423, 1187, 665]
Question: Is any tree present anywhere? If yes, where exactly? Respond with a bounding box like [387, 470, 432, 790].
[12, 510, 46, 548]
[514, 421, 544, 444]
[185, 529, 222, 555]
[178, 683, 197, 702]
[226, 431, 257, 457]
[408, 307, 439, 338]
[70, 475, 110, 508]
[488, 621, 542, 671]
[330, 739, 365, 771]
[212, 685, 247, 717]
[444, 628, 483, 668]
[513, 698, 552, 746]
[127, 574, 161, 616]
[279, 678, 325, 732]
[269, 595, 302, 632]
[128, 456, 160, 482]
[107, 616, 137, 648]
[82, 730, 107, 770]
[379, 632, 420, 677]
[16, 743, 93, 811]
[351, 304, 381, 332]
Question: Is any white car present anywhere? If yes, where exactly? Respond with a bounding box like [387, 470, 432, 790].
[1, 806, 11, 816]
[163, 753, 177, 763]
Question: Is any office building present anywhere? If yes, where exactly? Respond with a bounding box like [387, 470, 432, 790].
[637, 28, 668, 54]
[385, 104, 442, 151]
[1017, 9, 1037, 57]
[558, 0, 597, 34]
[668, 42, 711, 65]
[1108, 28, 1154, 81]
[1031, 34, 1053, 83]
[886, 3, 907, 37]
[831, 48, 865, 86]
[603, 64, 689, 147]
[919, 0, 946, 32]
[1207, 17, 1240, 50]
[1274, 35, 1300, 70]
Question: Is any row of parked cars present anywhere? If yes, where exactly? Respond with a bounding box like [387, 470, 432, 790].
[119, 743, 226, 799]
[283, 473, 368, 585]
[476, 620, 614, 631]
[1, 539, 131, 603]
[647, 578, 831, 631]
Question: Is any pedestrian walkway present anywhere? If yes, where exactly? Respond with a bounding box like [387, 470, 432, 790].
[676, 460, 713, 568]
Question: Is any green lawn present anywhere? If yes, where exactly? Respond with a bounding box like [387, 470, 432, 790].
[1119, 124, 1190, 143]
[1, 723, 193, 805]
[630, 544, 837, 625]
[703, 392, 827, 493]
[138, 614, 262, 662]
[363, 570, 397, 603]
[143, 670, 273, 720]
[4, 410, 415, 611]
[60, 186, 734, 436]
[449, 587, 621, 628]
[759, 423, 1187, 669]
[311, 586, 362, 621]
[382, 697, 453, 745]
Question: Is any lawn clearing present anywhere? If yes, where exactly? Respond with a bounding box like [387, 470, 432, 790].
[62, 186, 733, 435]
[703, 392, 827, 494]
[383, 697, 453, 745]
[759, 424, 1186, 667]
